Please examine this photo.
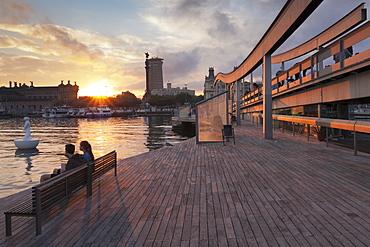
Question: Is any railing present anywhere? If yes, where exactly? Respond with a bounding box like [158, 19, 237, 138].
[249, 113, 370, 155]
[241, 4, 370, 107]
[214, 0, 323, 85]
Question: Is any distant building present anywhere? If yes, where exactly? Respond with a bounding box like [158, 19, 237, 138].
[144, 56, 164, 99]
[152, 83, 195, 96]
[148, 57, 164, 91]
[214, 79, 227, 95]
[204, 67, 215, 99]
[0, 80, 79, 111]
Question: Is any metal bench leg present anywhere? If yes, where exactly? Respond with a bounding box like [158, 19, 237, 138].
[114, 153, 117, 176]
[36, 189, 42, 235]
[5, 214, 12, 236]
[36, 215, 42, 235]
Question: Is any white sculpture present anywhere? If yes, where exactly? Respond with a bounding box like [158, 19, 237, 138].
[23, 117, 31, 140]
[14, 117, 40, 149]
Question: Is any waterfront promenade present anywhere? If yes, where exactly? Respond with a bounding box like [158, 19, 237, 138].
[1, 121, 369, 246]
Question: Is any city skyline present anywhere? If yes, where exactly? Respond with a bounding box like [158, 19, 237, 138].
[0, 0, 367, 98]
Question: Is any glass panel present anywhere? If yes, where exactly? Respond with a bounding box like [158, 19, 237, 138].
[196, 92, 228, 143]
[179, 106, 191, 118]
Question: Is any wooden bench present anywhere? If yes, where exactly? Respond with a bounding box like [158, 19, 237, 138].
[4, 150, 117, 236]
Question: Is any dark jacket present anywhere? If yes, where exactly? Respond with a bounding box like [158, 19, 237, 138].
[65, 154, 85, 171]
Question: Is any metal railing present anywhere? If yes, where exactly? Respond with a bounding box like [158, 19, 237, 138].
[249, 113, 370, 155]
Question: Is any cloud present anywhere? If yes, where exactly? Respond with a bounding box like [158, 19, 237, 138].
[162, 49, 201, 80]
[173, 0, 210, 18]
[0, 0, 35, 25]
[0, 23, 106, 65]
[207, 11, 237, 38]
[0, 0, 366, 97]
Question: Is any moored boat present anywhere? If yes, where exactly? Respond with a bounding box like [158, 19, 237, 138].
[42, 106, 70, 118]
[86, 105, 113, 118]
[73, 108, 87, 118]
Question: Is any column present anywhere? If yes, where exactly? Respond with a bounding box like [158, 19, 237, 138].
[236, 79, 241, 125]
[263, 53, 273, 139]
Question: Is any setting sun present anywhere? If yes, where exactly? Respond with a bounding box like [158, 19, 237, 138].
[79, 79, 117, 97]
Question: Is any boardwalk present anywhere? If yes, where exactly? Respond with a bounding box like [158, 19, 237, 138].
[1, 121, 370, 246]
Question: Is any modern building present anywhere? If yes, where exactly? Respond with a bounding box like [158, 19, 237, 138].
[152, 83, 195, 96]
[0, 80, 79, 111]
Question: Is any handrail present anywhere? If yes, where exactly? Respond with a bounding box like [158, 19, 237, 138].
[241, 20, 370, 106]
[271, 3, 366, 64]
[251, 113, 370, 134]
[214, 0, 323, 84]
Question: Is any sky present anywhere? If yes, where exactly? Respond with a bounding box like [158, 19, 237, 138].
[0, 0, 368, 98]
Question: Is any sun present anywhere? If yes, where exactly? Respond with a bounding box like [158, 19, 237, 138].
[79, 79, 117, 97]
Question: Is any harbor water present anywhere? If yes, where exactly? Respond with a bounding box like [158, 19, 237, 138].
[0, 116, 193, 198]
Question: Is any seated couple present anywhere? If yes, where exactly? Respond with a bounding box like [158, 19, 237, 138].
[40, 141, 94, 182]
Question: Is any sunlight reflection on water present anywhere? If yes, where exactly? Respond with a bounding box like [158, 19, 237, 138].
[0, 116, 192, 198]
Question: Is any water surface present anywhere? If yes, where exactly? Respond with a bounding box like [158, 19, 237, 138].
[0, 116, 192, 198]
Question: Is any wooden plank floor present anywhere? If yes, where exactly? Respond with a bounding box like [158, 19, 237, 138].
[1, 121, 370, 246]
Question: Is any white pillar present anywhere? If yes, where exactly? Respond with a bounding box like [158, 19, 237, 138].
[263, 54, 273, 139]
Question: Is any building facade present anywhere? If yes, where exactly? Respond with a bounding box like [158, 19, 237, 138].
[148, 57, 164, 92]
[144, 56, 164, 100]
[152, 83, 195, 96]
[204, 67, 215, 99]
[0, 80, 79, 111]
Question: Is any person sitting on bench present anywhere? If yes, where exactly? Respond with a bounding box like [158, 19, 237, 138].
[40, 144, 85, 182]
[80, 140, 94, 163]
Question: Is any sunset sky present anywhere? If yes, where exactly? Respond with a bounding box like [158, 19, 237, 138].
[0, 0, 367, 98]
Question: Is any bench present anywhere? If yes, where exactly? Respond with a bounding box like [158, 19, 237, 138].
[4, 150, 117, 236]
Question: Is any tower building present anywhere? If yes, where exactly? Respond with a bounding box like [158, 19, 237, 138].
[204, 67, 215, 99]
[148, 57, 164, 91]
[144, 54, 164, 100]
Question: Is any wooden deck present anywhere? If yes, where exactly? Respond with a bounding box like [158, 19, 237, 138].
[1, 121, 370, 246]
